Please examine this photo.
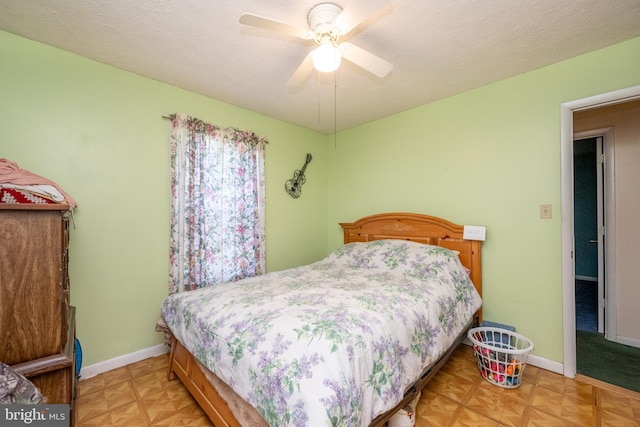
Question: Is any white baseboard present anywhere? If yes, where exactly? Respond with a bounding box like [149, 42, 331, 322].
[616, 335, 640, 349]
[78, 344, 170, 380]
[527, 353, 564, 375]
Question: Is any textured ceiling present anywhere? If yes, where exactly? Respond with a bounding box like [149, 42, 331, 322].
[1, 0, 639, 134]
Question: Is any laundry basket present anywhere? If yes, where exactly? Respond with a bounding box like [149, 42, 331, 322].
[467, 327, 533, 389]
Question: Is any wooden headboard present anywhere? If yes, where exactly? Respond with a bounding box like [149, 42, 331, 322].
[340, 212, 482, 321]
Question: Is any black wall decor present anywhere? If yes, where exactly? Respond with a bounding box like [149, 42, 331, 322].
[285, 153, 312, 199]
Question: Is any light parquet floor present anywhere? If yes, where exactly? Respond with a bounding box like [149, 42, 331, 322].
[75, 345, 640, 426]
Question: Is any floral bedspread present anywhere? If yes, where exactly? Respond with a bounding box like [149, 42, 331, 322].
[161, 240, 482, 426]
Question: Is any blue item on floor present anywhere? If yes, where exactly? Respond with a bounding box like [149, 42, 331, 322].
[75, 338, 82, 378]
[480, 320, 515, 347]
[480, 320, 515, 331]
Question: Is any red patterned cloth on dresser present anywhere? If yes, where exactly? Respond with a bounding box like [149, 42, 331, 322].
[0, 187, 56, 204]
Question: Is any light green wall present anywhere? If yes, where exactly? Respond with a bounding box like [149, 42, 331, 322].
[2, 27, 639, 367]
[0, 30, 327, 366]
[326, 37, 640, 363]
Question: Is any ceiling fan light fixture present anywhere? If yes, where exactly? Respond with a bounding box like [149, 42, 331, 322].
[240, 1, 393, 84]
[312, 41, 341, 73]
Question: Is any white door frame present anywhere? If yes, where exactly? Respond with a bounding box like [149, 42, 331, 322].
[596, 136, 605, 335]
[560, 84, 640, 377]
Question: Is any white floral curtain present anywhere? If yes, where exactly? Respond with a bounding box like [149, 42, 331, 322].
[168, 113, 267, 293]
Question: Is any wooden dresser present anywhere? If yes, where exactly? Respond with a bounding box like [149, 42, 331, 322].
[0, 204, 76, 421]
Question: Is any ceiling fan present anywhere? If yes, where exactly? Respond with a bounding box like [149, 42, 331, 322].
[239, 1, 393, 87]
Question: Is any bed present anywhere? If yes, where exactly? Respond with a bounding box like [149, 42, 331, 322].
[161, 212, 483, 426]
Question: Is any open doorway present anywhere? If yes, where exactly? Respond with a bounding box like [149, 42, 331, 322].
[571, 101, 640, 394]
[560, 85, 640, 379]
[573, 136, 602, 335]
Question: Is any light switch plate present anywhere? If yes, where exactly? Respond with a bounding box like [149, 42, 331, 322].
[540, 204, 552, 219]
[463, 225, 486, 241]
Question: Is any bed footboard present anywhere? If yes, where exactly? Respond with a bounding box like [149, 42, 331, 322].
[168, 338, 243, 426]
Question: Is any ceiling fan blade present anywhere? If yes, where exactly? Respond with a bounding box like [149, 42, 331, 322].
[239, 13, 313, 40]
[287, 52, 315, 87]
[340, 42, 393, 78]
[333, 0, 389, 35]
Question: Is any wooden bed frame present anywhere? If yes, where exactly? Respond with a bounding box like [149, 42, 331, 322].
[167, 213, 483, 427]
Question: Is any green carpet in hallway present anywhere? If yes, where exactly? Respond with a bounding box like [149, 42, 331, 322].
[577, 330, 640, 393]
